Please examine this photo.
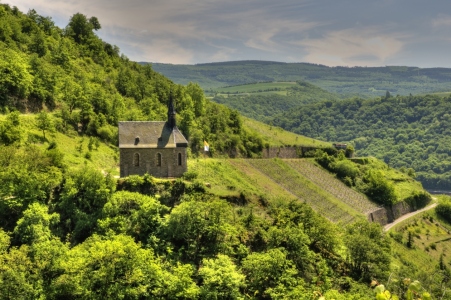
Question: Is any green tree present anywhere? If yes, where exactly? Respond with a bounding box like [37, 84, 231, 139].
[35, 111, 54, 140]
[363, 170, 396, 205]
[241, 248, 302, 298]
[13, 202, 59, 245]
[65, 13, 99, 44]
[0, 48, 33, 105]
[186, 82, 206, 117]
[345, 221, 391, 282]
[0, 111, 22, 145]
[163, 199, 238, 264]
[51, 234, 167, 299]
[199, 254, 245, 299]
[57, 166, 115, 244]
[97, 191, 169, 244]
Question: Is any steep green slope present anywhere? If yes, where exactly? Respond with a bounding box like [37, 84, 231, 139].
[149, 60, 451, 97]
[0, 5, 265, 158]
[386, 207, 451, 298]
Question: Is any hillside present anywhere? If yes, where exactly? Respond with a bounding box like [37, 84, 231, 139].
[271, 93, 451, 190]
[149, 60, 451, 97]
[0, 4, 449, 299]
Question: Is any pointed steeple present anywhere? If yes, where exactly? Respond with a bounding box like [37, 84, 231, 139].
[168, 92, 176, 128]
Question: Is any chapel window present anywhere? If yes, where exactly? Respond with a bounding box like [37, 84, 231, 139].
[134, 153, 140, 166]
[157, 153, 162, 166]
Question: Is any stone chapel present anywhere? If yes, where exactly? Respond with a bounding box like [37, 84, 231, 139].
[118, 95, 188, 178]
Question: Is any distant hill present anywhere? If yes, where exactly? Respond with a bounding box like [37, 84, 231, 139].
[212, 81, 340, 122]
[147, 60, 451, 97]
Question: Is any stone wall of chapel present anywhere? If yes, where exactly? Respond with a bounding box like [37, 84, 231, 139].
[120, 147, 187, 178]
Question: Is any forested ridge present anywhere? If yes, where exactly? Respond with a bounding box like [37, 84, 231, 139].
[0, 4, 449, 299]
[150, 60, 451, 97]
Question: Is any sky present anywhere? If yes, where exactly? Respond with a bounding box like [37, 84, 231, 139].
[5, 0, 451, 67]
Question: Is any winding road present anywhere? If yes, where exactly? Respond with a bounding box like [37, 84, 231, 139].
[383, 203, 437, 232]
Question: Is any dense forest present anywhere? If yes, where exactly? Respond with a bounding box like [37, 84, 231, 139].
[0, 4, 449, 299]
[150, 60, 451, 97]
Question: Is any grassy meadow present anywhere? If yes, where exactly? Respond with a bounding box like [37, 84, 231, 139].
[243, 116, 331, 147]
[1, 114, 119, 175]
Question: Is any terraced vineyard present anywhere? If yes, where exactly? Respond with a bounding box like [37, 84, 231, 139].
[284, 159, 380, 214]
[245, 158, 361, 224]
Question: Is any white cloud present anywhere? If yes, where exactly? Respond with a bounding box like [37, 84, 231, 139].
[432, 15, 451, 27]
[297, 28, 405, 66]
[5, 0, 451, 67]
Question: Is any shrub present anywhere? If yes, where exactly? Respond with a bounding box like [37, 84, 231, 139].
[362, 170, 396, 205]
[405, 191, 432, 210]
[182, 170, 198, 181]
[436, 197, 451, 224]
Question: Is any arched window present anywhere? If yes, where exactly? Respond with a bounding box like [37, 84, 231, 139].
[157, 153, 162, 166]
[178, 153, 182, 166]
[134, 153, 140, 167]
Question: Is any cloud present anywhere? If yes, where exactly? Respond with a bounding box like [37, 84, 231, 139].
[6, 0, 451, 67]
[297, 28, 405, 66]
[432, 15, 451, 27]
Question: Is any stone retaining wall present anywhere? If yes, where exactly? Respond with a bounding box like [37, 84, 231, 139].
[367, 201, 415, 226]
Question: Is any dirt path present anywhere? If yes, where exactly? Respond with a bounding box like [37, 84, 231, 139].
[383, 203, 437, 232]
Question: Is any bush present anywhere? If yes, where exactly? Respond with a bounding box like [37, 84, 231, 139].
[405, 191, 432, 210]
[436, 197, 451, 224]
[182, 170, 198, 181]
[362, 170, 396, 205]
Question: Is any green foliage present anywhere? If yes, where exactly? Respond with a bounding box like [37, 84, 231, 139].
[97, 191, 169, 243]
[0, 111, 22, 145]
[163, 199, 237, 264]
[35, 110, 54, 139]
[362, 170, 396, 206]
[345, 221, 391, 282]
[51, 234, 173, 299]
[0, 5, 263, 158]
[0, 144, 63, 231]
[199, 254, 245, 299]
[241, 248, 302, 298]
[57, 166, 115, 244]
[0, 47, 33, 105]
[0, 5, 444, 300]
[13, 202, 59, 245]
[212, 81, 339, 123]
[436, 196, 451, 224]
[404, 191, 431, 210]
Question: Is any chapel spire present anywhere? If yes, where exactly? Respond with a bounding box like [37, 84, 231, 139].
[168, 92, 176, 128]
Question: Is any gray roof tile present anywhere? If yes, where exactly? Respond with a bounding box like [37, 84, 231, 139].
[118, 121, 188, 148]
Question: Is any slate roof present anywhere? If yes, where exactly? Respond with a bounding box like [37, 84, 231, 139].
[118, 121, 188, 148]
